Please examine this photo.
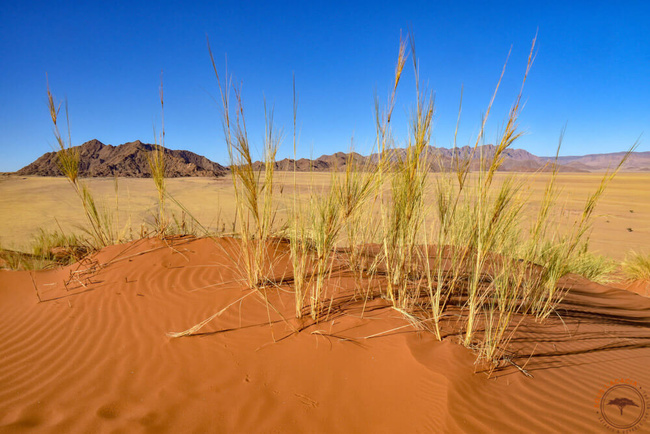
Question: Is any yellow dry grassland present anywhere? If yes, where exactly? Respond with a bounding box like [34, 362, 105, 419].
[0, 171, 648, 260]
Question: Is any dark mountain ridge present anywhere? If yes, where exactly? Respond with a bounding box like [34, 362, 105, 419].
[16, 139, 227, 178]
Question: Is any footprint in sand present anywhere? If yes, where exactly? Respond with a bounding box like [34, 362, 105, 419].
[294, 393, 319, 408]
[96, 403, 120, 419]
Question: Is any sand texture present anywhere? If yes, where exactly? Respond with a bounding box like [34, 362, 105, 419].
[1, 236, 650, 432]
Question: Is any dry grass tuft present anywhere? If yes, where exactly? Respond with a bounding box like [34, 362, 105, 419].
[622, 251, 650, 281]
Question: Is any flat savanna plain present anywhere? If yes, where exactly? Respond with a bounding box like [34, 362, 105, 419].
[1, 172, 648, 260]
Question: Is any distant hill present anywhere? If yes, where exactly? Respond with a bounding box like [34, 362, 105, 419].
[423, 144, 553, 172]
[542, 151, 650, 171]
[251, 152, 368, 172]
[16, 140, 227, 178]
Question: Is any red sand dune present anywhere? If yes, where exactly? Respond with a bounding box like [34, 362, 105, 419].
[1, 237, 650, 432]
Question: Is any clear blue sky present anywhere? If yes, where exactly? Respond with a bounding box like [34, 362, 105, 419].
[1, 0, 648, 171]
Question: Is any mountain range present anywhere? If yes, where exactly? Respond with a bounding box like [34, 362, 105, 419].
[255, 144, 650, 173]
[12, 139, 650, 177]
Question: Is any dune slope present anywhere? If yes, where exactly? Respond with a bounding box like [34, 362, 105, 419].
[1, 237, 650, 432]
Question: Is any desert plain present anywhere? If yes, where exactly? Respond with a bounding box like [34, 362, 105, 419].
[1, 172, 649, 259]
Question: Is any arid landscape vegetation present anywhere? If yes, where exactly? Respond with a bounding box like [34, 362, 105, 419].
[2, 19, 650, 433]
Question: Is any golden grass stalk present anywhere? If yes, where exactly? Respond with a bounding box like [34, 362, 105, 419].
[47, 79, 114, 248]
[287, 76, 314, 318]
[375, 36, 407, 161]
[167, 290, 255, 337]
[379, 35, 432, 310]
[148, 72, 168, 237]
[373, 34, 407, 198]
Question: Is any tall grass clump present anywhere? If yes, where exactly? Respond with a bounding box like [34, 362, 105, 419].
[381, 92, 433, 310]
[420, 37, 540, 357]
[148, 142, 167, 234]
[373, 36, 417, 304]
[424, 96, 472, 340]
[364, 34, 633, 370]
[564, 250, 618, 284]
[287, 86, 382, 318]
[209, 40, 281, 289]
[178, 34, 637, 371]
[47, 80, 115, 248]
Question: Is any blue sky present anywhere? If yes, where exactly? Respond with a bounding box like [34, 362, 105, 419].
[0, 0, 648, 171]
